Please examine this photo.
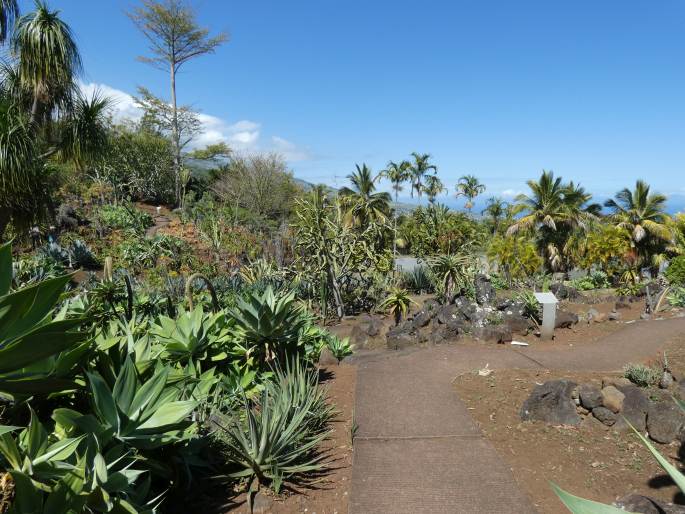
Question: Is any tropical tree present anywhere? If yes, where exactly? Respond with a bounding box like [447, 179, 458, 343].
[604, 180, 672, 268]
[381, 160, 411, 255]
[0, 94, 42, 238]
[12, 0, 82, 124]
[339, 163, 391, 229]
[507, 170, 597, 271]
[58, 89, 112, 170]
[408, 152, 437, 202]
[0, 0, 18, 42]
[128, 0, 227, 205]
[455, 174, 486, 212]
[423, 174, 445, 204]
[481, 197, 508, 234]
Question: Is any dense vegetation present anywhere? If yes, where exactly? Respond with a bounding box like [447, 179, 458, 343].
[1, 1, 685, 513]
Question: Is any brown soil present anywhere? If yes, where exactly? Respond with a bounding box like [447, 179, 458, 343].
[454, 334, 685, 513]
[225, 363, 357, 514]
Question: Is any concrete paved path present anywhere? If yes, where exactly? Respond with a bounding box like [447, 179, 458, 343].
[349, 317, 685, 514]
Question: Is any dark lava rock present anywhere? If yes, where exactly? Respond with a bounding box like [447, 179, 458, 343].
[550, 282, 581, 300]
[410, 310, 436, 329]
[474, 274, 496, 306]
[318, 347, 339, 366]
[578, 385, 603, 410]
[501, 312, 534, 335]
[555, 310, 579, 329]
[436, 304, 459, 324]
[612, 385, 650, 432]
[445, 318, 465, 337]
[520, 379, 581, 425]
[592, 406, 617, 426]
[615, 494, 685, 514]
[472, 325, 512, 344]
[647, 401, 685, 443]
[386, 327, 418, 350]
[454, 297, 477, 321]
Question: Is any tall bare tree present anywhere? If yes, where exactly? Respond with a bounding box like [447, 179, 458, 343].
[127, 0, 227, 204]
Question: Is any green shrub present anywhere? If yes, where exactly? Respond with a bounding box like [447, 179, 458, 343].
[667, 286, 685, 307]
[0, 243, 90, 399]
[212, 359, 332, 501]
[665, 256, 685, 286]
[623, 363, 660, 387]
[325, 334, 354, 363]
[96, 204, 153, 234]
[400, 266, 434, 294]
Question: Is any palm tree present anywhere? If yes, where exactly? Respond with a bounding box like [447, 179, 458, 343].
[507, 170, 596, 271]
[0, 0, 19, 42]
[409, 152, 437, 202]
[58, 89, 112, 169]
[12, 0, 82, 124]
[423, 174, 445, 204]
[0, 93, 42, 240]
[381, 160, 411, 256]
[339, 163, 391, 229]
[455, 174, 486, 212]
[481, 197, 508, 234]
[382, 160, 411, 202]
[604, 180, 672, 268]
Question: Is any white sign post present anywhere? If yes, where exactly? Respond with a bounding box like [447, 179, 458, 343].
[534, 292, 558, 340]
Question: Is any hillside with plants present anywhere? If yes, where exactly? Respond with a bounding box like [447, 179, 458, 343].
[2, 1, 685, 514]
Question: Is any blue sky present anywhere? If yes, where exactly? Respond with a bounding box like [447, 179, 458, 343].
[18, 0, 685, 209]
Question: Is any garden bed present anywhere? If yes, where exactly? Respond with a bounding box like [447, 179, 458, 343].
[453, 335, 685, 513]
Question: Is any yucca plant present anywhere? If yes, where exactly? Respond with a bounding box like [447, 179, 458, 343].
[228, 287, 309, 367]
[0, 242, 90, 398]
[379, 287, 417, 325]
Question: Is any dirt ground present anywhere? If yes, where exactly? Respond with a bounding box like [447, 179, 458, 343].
[454, 334, 685, 513]
[225, 363, 357, 514]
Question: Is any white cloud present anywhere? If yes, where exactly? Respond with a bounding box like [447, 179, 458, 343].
[79, 82, 309, 161]
[500, 189, 524, 198]
[271, 136, 311, 162]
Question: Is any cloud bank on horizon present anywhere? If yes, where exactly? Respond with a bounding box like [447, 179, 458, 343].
[79, 82, 311, 162]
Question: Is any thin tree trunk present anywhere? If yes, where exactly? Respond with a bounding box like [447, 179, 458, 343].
[30, 94, 40, 125]
[393, 188, 398, 257]
[170, 63, 181, 206]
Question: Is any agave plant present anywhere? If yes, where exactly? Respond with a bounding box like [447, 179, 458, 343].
[325, 334, 354, 363]
[68, 239, 98, 269]
[212, 359, 332, 506]
[54, 358, 198, 451]
[379, 287, 417, 325]
[150, 306, 230, 365]
[0, 242, 90, 397]
[228, 287, 309, 367]
[0, 409, 153, 513]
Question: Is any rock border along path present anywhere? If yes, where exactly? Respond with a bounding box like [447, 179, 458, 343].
[349, 317, 685, 514]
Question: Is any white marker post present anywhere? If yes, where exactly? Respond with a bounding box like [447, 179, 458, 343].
[534, 292, 558, 340]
